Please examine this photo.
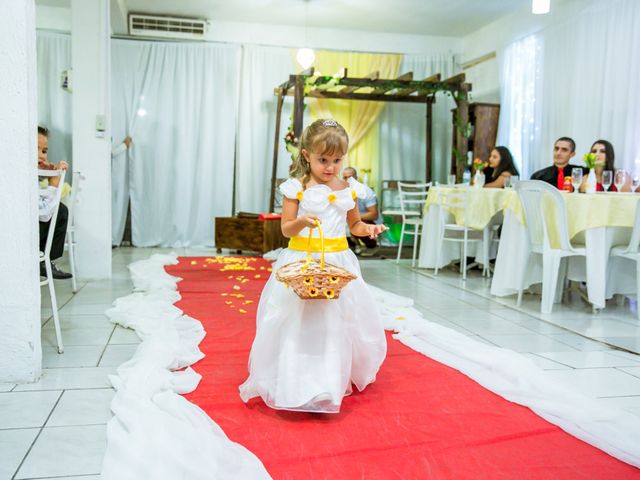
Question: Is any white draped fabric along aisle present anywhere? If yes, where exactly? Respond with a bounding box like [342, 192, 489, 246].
[101, 254, 640, 477]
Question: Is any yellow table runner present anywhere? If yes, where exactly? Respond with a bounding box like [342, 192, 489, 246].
[425, 186, 524, 230]
[544, 192, 640, 247]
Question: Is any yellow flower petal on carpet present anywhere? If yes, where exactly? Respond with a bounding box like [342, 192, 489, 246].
[243, 300, 253, 304]
[190, 260, 197, 265]
[254, 274, 261, 279]
[233, 285, 241, 290]
[239, 309, 247, 314]
[221, 293, 228, 297]
[225, 301, 232, 305]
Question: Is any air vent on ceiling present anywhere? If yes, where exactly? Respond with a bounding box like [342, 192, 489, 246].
[128, 13, 207, 39]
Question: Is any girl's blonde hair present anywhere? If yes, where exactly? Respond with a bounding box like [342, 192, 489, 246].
[290, 119, 349, 186]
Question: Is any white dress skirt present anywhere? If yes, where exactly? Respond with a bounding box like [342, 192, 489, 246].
[239, 177, 387, 413]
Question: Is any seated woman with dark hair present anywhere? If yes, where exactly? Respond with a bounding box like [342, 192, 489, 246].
[580, 139, 631, 192]
[483, 146, 519, 188]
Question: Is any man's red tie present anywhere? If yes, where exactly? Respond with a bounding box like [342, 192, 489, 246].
[557, 167, 565, 190]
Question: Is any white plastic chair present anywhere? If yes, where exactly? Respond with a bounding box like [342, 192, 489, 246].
[65, 171, 85, 293]
[392, 182, 431, 266]
[515, 181, 586, 313]
[610, 203, 640, 320]
[433, 187, 490, 280]
[39, 168, 66, 354]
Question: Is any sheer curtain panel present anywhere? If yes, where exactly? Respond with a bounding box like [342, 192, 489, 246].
[111, 40, 241, 247]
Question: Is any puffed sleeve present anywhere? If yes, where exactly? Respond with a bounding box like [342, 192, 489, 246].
[279, 178, 304, 200]
[347, 177, 367, 199]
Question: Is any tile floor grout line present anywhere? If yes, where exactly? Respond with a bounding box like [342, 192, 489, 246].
[11, 390, 65, 480]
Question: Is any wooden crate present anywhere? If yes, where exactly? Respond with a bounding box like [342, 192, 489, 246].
[214, 217, 288, 254]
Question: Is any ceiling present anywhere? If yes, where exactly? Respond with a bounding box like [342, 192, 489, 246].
[37, 0, 533, 37]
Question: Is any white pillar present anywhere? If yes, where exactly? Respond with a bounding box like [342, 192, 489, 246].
[71, 0, 112, 279]
[0, 0, 41, 382]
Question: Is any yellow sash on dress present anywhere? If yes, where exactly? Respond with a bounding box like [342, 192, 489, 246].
[288, 235, 348, 253]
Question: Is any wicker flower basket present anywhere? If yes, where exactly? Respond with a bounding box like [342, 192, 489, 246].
[276, 222, 357, 300]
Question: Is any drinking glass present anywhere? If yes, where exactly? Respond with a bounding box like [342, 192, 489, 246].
[602, 170, 613, 192]
[614, 170, 627, 192]
[510, 175, 520, 187]
[632, 175, 640, 192]
[571, 168, 583, 193]
[503, 176, 511, 188]
[447, 174, 456, 186]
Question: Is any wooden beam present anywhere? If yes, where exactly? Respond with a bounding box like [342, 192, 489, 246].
[298, 67, 315, 76]
[443, 73, 466, 84]
[396, 72, 413, 80]
[269, 91, 285, 213]
[293, 75, 305, 140]
[422, 73, 441, 82]
[461, 52, 496, 70]
[304, 90, 430, 104]
[339, 70, 379, 94]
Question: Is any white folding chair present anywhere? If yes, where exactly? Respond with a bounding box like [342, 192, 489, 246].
[393, 182, 431, 266]
[515, 181, 586, 313]
[433, 187, 489, 280]
[39, 168, 66, 354]
[610, 203, 640, 320]
[65, 171, 85, 293]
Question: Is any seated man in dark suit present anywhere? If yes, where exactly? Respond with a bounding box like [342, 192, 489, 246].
[531, 137, 588, 191]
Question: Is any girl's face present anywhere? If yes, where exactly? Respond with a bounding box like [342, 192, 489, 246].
[488, 149, 501, 169]
[591, 143, 607, 165]
[38, 134, 48, 167]
[304, 149, 344, 183]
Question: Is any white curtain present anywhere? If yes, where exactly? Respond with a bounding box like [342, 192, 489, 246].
[111, 39, 241, 247]
[499, 0, 640, 176]
[234, 45, 294, 213]
[378, 54, 457, 186]
[497, 34, 544, 178]
[36, 31, 73, 172]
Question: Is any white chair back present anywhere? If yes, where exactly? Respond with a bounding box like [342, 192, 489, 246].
[67, 171, 85, 229]
[437, 187, 470, 227]
[38, 169, 66, 258]
[398, 181, 431, 219]
[622, 201, 640, 254]
[515, 180, 573, 252]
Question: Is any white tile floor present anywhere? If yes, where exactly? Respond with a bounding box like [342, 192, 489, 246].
[1, 247, 639, 479]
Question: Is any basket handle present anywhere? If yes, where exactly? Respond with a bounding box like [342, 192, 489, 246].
[301, 219, 325, 271]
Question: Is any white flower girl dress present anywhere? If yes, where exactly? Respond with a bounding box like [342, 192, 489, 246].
[239, 177, 387, 413]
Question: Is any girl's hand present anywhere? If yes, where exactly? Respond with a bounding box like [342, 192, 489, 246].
[366, 223, 388, 239]
[300, 215, 320, 229]
[57, 160, 69, 171]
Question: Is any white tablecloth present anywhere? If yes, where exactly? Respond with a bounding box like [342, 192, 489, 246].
[491, 201, 638, 309]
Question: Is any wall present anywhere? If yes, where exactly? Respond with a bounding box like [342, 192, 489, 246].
[0, 0, 41, 382]
[36, 5, 461, 57]
[460, 0, 596, 102]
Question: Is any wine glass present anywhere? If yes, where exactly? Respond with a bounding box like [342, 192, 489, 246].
[571, 168, 583, 193]
[447, 174, 456, 186]
[503, 176, 511, 188]
[614, 170, 627, 192]
[602, 170, 613, 192]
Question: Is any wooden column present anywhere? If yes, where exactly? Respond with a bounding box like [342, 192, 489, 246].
[292, 74, 305, 139]
[454, 83, 472, 181]
[269, 90, 285, 213]
[426, 97, 434, 183]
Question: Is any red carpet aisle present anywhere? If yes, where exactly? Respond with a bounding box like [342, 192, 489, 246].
[168, 257, 640, 480]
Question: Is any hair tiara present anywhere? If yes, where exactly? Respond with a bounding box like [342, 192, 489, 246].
[322, 119, 338, 128]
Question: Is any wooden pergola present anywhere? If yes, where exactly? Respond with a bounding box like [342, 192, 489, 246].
[269, 67, 472, 211]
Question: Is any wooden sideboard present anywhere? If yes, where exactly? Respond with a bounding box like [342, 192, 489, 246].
[214, 217, 288, 254]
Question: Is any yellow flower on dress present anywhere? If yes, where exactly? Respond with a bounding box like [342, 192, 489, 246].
[351, 190, 357, 200]
[328, 193, 337, 203]
[308, 287, 318, 297]
[303, 276, 314, 286]
[329, 276, 339, 284]
[324, 289, 335, 299]
[296, 191, 304, 201]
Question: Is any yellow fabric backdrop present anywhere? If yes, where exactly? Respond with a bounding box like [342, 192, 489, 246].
[292, 50, 402, 188]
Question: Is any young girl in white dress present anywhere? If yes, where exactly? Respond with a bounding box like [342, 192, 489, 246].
[239, 119, 388, 413]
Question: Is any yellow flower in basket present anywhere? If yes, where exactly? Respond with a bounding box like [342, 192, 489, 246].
[276, 220, 357, 300]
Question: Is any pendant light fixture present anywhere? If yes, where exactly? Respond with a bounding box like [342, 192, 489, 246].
[296, 0, 315, 69]
[532, 0, 550, 14]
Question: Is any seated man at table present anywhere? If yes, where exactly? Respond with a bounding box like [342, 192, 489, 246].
[342, 166, 383, 256]
[531, 137, 587, 191]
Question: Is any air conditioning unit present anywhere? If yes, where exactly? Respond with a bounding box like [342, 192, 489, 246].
[128, 13, 207, 40]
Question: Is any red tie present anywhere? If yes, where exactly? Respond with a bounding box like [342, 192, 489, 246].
[557, 167, 565, 190]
